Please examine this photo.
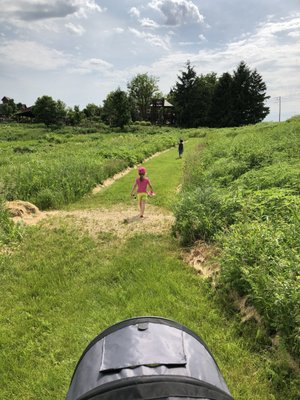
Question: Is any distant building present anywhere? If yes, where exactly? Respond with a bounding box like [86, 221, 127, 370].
[149, 98, 175, 125]
[1, 96, 13, 104]
[16, 106, 34, 120]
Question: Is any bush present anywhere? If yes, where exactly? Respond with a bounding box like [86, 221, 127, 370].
[173, 187, 240, 245]
[0, 201, 23, 245]
[35, 188, 60, 209]
[218, 217, 300, 356]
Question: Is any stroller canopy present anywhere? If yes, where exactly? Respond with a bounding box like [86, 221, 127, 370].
[66, 316, 233, 400]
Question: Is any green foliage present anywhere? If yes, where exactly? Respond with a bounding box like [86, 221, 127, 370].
[127, 73, 160, 120]
[102, 88, 131, 128]
[218, 217, 300, 355]
[0, 98, 17, 117]
[173, 118, 300, 357]
[34, 95, 67, 126]
[173, 187, 240, 245]
[0, 123, 197, 210]
[231, 61, 269, 125]
[0, 201, 23, 245]
[169, 60, 269, 128]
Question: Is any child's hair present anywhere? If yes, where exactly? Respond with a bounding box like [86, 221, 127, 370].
[138, 167, 146, 174]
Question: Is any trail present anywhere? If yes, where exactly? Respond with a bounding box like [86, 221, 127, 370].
[7, 148, 175, 237]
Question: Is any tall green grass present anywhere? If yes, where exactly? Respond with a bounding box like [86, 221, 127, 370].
[0, 123, 202, 209]
[173, 119, 300, 358]
[0, 200, 23, 245]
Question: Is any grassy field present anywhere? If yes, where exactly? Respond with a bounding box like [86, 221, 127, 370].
[0, 122, 299, 399]
[0, 123, 203, 209]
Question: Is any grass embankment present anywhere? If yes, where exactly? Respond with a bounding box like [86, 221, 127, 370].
[0, 138, 283, 400]
[173, 118, 300, 396]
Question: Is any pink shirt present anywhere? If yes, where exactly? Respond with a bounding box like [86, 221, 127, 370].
[136, 177, 150, 193]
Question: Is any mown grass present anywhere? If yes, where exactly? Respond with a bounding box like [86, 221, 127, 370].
[0, 225, 278, 400]
[71, 138, 202, 211]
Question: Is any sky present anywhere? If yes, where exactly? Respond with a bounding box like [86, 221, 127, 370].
[0, 0, 299, 121]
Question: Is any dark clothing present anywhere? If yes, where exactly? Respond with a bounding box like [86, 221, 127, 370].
[178, 141, 184, 157]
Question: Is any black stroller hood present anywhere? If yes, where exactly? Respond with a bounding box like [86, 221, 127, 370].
[66, 317, 234, 400]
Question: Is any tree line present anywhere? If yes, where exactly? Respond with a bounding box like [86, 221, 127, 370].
[0, 60, 269, 128]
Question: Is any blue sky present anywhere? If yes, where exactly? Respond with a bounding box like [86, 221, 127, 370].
[0, 0, 299, 121]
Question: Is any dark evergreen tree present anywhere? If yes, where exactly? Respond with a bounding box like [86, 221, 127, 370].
[170, 62, 217, 127]
[169, 61, 198, 127]
[209, 72, 234, 127]
[231, 61, 269, 125]
[231, 61, 252, 125]
[248, 69, 270, 123]
[194, 72, 217, 126]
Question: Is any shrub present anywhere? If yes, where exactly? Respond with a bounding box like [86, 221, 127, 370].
[173, 187, 240, 245]
[218, 216, 300, 356]
[13, 146, 36, 153]
[34, 188, 60, 209]
[0, 201, 23, 245]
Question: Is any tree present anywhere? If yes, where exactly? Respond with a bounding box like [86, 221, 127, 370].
[194, 72, 217, 126]
[0, 98, 17, 117]
[248, 69, 270, 123]
[127, 73, 160, 120]
[170, 61, 216, 127]
[34, 95, 67, 126]
[169, 61, 197, 127]
[83, 103, 101, 119]
[209, 72, 234, 127]
[67, 105, 83, 126]
[102, 88, 131, 128]
[231, 61, 269, 125]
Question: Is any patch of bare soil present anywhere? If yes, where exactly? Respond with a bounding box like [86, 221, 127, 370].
[45, 205, 174, 240]
[183, 240, 220, 283]
[184, 240, 264, 326]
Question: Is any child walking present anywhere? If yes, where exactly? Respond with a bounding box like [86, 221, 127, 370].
[178, 139, 184, 158]
[131, 167, 154, 218]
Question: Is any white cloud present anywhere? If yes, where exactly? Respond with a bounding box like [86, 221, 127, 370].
[65, 22, 85, 35]
[256, 14, 300, 37]
[81, 58, 113, 70]
[140, 18, 159, 28]
[0, 39, 70, 70]
[287, 30, 300, 37]
[145, 14, 300, 105]
[112, 27, 125, 34]
[0, 40, 70, 70]
[129, 28, 170, 50]
[178, 34, 206, 46]
[149, 0, 204, 26]
[129, 7, 140, 19]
